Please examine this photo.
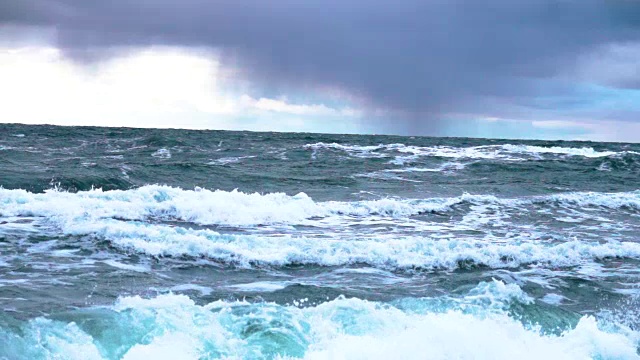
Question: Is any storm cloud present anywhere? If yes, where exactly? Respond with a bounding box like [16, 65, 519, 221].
[2, 0, 640, 131]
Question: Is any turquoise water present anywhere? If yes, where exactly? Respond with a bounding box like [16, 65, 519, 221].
[1, 124, 639, 359]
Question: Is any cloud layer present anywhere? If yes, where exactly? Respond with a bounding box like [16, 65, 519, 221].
[2, 0, 640, 133]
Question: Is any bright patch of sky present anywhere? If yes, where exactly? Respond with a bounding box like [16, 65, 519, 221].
[0, 45, 361, 133]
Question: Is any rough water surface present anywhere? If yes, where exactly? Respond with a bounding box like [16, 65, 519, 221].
[1, 124, 639, 359]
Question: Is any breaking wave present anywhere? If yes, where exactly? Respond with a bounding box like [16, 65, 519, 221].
[0, 281, 637, 360]
[2, 186, 639, 270]
[25, 218, 640, 270]
[1, 186, 638, 227]
[85, 222, 640, 270]
[305, 142, 636, 164]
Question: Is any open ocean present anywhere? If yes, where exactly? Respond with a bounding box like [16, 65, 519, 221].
[1, 123, 640, 359]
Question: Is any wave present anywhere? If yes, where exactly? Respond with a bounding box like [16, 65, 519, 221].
[546, 191, 640, 209]
[0, 185, 640, 239]
[49, 219, 640, 269]
[0, 185, 468, 227]
[0, 186, 324, 227]
[2, 186, 638, 271]
[304, 142, 402, 159]
[305, 142, 634, 164]
[1, 186, 639, 229]
[499, 144, 619, 158]
[0, 283, 637, 360]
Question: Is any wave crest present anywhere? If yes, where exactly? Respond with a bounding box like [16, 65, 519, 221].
[1, 186, 638, 228]
[1, 291, 637, 360]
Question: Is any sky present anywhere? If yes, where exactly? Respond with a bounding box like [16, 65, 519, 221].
[1, 1, 640, 142]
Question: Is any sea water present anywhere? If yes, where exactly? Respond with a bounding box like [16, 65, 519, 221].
[1, 124, 639, 359]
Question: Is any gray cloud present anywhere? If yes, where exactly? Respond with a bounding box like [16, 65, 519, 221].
[2, 0, 640, 130]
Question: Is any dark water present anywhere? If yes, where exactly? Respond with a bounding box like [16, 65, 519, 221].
[1, 124, 639, 359]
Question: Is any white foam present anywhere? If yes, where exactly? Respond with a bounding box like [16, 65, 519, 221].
[102, 260, 150, 273]
[541, 293, 567, 305]
[353, 171, 424, 183]
[464, 279, 534, 307]
[304, 142, 400, 158]
[51, 249, 81, 257]
[384, 162, 467, 174]
[0, 186, 483, 230]
[0, 187, 637, 273]
[305, 142, 625, 164]
[4, 293, 637, 360]
[207, 155, 256, 165]
[500, 144, 617, 158]
[1, 186, 638, 233]
[0, 279, 30, 286]
[547, 191, 640, 209]
[122, 333, 201, 360]
[226, 281, 290, 292]
[332, 267, 397, 276]
[304, 142, 389, 152]
[151, 148, 171, 159]
[57, 219, 640, 270]
[0, 186, 323, 227]
[302, 308, 638, 360]
[598, 162, 612, 172]
[103, 155, 124, 160]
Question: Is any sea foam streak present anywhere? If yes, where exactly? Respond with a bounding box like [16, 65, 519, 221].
[0, 282, 637, 360]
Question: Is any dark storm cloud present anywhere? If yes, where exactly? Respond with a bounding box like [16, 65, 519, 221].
[2, 0, 640, 128]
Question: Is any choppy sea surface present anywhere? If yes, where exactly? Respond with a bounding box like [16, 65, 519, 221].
[1, 124, 640, 359]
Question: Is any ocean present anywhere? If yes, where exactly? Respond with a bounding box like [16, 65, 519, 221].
[1, 123, 639, 359]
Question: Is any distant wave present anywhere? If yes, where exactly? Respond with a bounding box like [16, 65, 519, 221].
[305, 142, 635, 165]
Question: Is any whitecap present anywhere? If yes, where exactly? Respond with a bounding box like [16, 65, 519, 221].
[541, 293, 567, 305]
[151, 148, 171, 159]
[58, 219, 640, 270]
[1, 186, 638, 229]
[2, 292, 637, 360]
[305, 142, 624, 164]
[226, 281, 290, 292]
[207, 155, 256, 165]
[500, 144, 617, 158]
[102, 260, 150, 273]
